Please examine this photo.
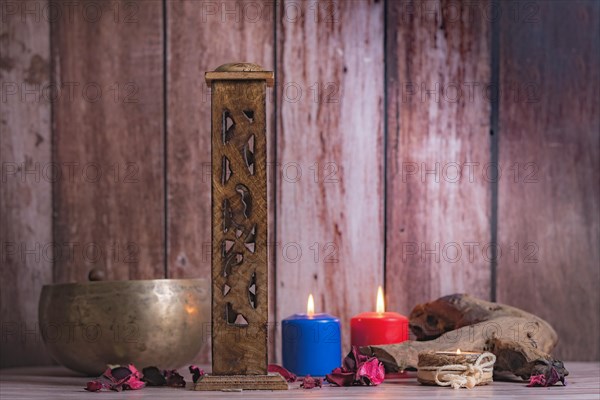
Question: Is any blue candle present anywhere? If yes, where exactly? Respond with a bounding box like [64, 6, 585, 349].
[282, 295, 341, 376]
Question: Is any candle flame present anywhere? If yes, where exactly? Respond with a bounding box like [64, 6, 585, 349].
[376, 286, 385, 314]
[456, 349, 461, 355]
[307, 294, 315, 317]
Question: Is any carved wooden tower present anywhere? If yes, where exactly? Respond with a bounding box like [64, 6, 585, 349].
[196, 63, 286, 390]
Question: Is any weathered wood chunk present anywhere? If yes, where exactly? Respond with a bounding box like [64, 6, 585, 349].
[409, 294, 557, 345]
[363, 294, 567, 381]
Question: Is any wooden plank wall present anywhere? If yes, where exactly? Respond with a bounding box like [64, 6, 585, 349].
[385, 0, 492, 315]
[1, 0, 598, 367]
[497, 0, 600, 361]
[275, 0, 385, 358]
[0, 0, 53, 367]
[52, 0, 165, 282]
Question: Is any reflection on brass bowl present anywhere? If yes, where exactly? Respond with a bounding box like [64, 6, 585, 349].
[39, 279, 210, 376]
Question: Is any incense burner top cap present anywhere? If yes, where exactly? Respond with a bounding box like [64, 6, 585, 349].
[215, 62, 265, 72]
[206, 63, 274, 86]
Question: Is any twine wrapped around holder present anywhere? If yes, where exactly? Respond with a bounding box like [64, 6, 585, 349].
[417, 351, 496, 389]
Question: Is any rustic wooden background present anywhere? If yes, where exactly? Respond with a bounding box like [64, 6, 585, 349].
[1, 0, 598, 367]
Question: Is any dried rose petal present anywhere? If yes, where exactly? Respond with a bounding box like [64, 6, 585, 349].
[351, 346, 370, 366]
[528, 374, 547, 387]
[126, 378, 146, 390]
[546, 366, 567, 386]
[84, 369, 114, 392]
[101, 367, 127, 391]
[92, 365, 145, 391]
[124, 364, 145, 390]
[325, 368, 356, 387]
[343, 347, 370, 372]
[128, 364, 142, 380]
[84, 380, 104, 392]
[100, 367, 114, 381]
[189, 365, 205, 383]
[110, 366, 132, 383]
[327, 346, 386, 387]
[164, 369, 186, 388]
[301, 375, 322, 389]
[342, 353, 356, 371]
[268, 364, 297, 382]
[142, 366, 167, 386]
[527, 367, 567, 387]
[356, 357, 385, 386]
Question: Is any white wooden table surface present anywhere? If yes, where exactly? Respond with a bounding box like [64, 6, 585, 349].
[1, 363, 598, 400]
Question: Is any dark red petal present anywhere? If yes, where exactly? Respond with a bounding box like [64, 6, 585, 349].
[101, 367, 115, 383]
[100, 368, 125, 390]
[325, 371, 355, 387]
[527, 374, 547, 387]
[342, 350, 357, 372]
[356, 357, 385, 386]
[189, 365, 206, 384]
[268, 364, 296, 382]
[546, 367, 566, 386]
[127, 364, 142, 380]
[352, 346, 370, 365]
[111, 366, 132, 381]
[142, 366, 166, 386]
[125, 378, 146, 390]
[300, 375, 315, 389]
[301, 376, 323, 389]
[164, 369, 186, 388]
[341, 346, 371, 373]
[528, 367, 567, 387]
[112, 383, 124, 392]
[84, 381, 104, 392]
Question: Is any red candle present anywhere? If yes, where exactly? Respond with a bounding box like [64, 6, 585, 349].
[350, 286, 409, 346]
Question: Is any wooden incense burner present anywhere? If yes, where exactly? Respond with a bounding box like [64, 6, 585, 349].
[194, 63, 286, 391]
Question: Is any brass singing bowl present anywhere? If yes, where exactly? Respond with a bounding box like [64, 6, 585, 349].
[39, 279, 210, 376]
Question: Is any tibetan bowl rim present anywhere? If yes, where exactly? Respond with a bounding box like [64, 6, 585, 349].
[41, 278, 208, 290]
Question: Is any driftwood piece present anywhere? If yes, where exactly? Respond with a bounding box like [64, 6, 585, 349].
[362, 294, 567, 381]
[409, 294, 557, 343]
[488, 337, 568, 380]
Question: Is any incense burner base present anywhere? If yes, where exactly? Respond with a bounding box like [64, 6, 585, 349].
[194, 372, 288, 391]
